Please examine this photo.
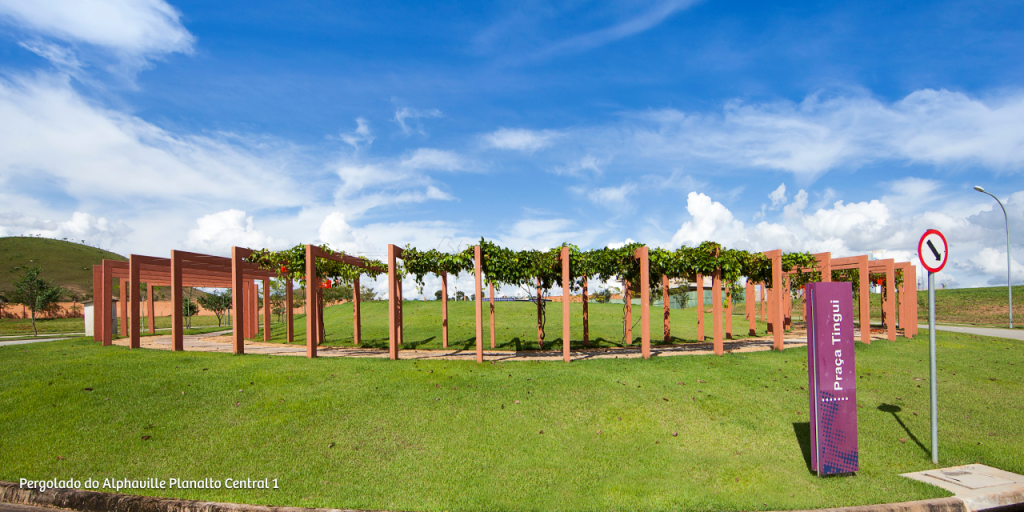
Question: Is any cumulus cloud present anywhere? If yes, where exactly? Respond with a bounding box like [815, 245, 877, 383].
[768, 183, 787, 209]
[482, 128, 560, 152]
[670, 192, 748, 248]
[0, 0, 194, 66]
[0, 211, 131, 248]
[965, 248, 1023, 285]
[318, 212, 370, 254]
[184, 210, 286, 256]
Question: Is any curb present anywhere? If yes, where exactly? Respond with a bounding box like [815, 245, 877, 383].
[0, 482, 391, 512]
[0, 481, 971, 512]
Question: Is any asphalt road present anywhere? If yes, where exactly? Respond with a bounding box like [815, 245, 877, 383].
[919, 324, 1024, 341]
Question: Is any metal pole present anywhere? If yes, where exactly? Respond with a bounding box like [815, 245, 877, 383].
[929, 271, 938, 464]
[976, 186, 1013, 328]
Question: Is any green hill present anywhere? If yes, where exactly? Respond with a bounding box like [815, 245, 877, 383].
[0, 237, 127, 298]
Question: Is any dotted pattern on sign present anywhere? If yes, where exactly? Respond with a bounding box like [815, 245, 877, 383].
[818, 390, 859, 475]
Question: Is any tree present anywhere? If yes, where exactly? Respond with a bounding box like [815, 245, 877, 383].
[455, 290, 466, 301]
[434, 289, 443, 301]
[9, 266, 65, 336]
[197, 290, 231, 327]
[182, 294, 199, 328]
[360, 285, 377, 301]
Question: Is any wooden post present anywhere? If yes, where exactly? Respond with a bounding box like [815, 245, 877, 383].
[490, 281, 496, 349]
[102, 260, 114, 346]
[760, 283, 767, 322]
[636, 246, 650, 359]
[129, 256, 141, 349]
[353, 275, 361, 345]
[388, 244, 398, 360]
[746, 280, 756, 336]
[859, 255, 871, 344]
[170, 251, 183, 351]
[561, 246, 571, 363]
[885, 259, 896, 341]
[119, 278, 127, 337]
[263, 278, 271, 342]
[537, 277, 544, 348]
[92, 265, 102, 342]
[696, 273, 704, 341]
[773, 252, 784, 350]
[285, 277, 294, 344]
[624, 279, 632, 344]
[726, 283, 733, 340]
[712, 269, 723, 355]
[907, 265, 918, 338]
[663, 274, 671, 344]
[474, 245, 483, 363]
[146, 283, 155, 334]
[582, 276, 589, 347]
[305, 245, 317, 358]
[397, 276, 403, 345]
[231, 247, 246, 355]
[441, 271, 448, 349]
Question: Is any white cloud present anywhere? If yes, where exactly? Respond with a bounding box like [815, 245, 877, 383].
[0, 73, 301, 210]
[482, 128, 560, 152]
[340, 118, 374, 152]
[400, 148, 467, 171]
[965, 248, 1023, 285]
[0, 0, 194, 58]
[670, 192, 747, 247]
[553, 154, 605, 176]
[0, 211, 131, 248]
[184, 210, 286, 256]
[782, 189, 808, 218]
[572, 183, 637, 207]
[768, 183, 787, 209]
[318, 212, 370, 254]
[393, 107, 442, 135]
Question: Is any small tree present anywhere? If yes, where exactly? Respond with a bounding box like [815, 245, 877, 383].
[9, 266, 65, 336]
[197, 290, 231, 327]
[434, 289, 443, 301]
[360, 285, 377, 301]
[182, 293, 199, 329]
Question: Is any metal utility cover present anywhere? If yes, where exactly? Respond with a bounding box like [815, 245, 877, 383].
[924, 470, 1015, 490]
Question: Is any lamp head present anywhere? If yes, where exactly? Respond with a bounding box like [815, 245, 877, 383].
[974, 185, 986, 192]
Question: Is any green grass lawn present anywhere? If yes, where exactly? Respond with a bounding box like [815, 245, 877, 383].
[1, 330, 1020, 512]
[268, 300, 771, 350]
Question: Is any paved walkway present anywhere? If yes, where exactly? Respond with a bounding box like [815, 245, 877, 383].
[111, 328, 884, 361]
[0, 337, 72, 347]
[918, 324, 1024, 341]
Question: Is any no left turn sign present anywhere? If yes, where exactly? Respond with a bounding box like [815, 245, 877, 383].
[918, 229, 948, 273]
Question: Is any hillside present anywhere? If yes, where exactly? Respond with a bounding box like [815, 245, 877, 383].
[0, 237, 127, 298]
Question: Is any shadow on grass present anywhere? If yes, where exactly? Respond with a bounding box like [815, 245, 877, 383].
[878, 403, 929, 455]
[792, 422, 813, 473]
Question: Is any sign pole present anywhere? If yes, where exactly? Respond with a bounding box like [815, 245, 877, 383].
[929, 271, 938, 464]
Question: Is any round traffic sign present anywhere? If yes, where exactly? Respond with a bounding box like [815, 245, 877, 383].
[918, 229, 948, 273]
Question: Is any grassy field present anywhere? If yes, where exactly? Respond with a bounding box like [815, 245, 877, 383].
[0, 330, 1019, 511]
[0, 237, 126, 296]
[268, 300, 770, 350]
[915, 285, 1023, 328]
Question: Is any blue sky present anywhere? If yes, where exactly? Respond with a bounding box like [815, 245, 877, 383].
[0, 0, 1022, 295]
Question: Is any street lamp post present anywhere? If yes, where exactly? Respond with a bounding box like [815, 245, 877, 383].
[974, 186, 1014, 329]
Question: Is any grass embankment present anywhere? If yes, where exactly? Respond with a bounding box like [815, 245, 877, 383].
[268, 301, 768, 349]
[1, 332, 1020, 511]
[0, 237, 126, 296]
[916, 285, 1024, 328]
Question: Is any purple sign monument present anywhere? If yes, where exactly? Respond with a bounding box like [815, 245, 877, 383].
[806, 282, 858, 476]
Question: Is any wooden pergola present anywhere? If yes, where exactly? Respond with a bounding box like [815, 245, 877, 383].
[304, 244, 386, 358]
[91, 247, 277, 352]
